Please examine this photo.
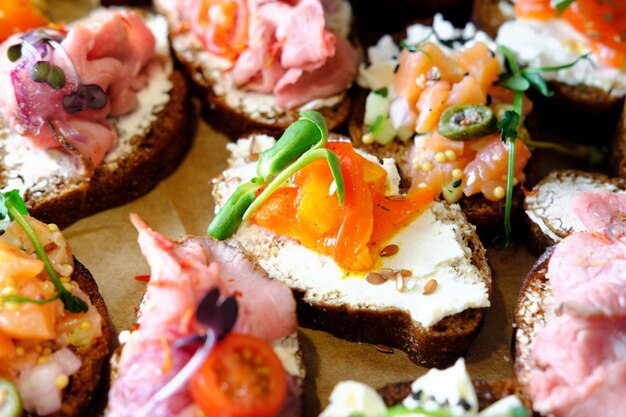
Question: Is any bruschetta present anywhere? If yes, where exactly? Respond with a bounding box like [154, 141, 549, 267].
[321, 359, 527, 416]
[154, 0, 360, 138]
[209, 115, 492, 368]
[107, 215, 304, 417]
[0, 7, 194, 229]
[0, 195, 110, 417]
[349, 15, 535, 236]
[515, 190, 626, 416]
[473, 0, 625, 143]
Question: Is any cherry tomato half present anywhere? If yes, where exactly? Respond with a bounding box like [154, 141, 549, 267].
[189, 333, 287, 417]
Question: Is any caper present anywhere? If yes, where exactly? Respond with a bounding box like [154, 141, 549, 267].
[438, 104, 498, 141]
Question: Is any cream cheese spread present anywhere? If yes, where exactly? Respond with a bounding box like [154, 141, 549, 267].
[496, 17, 626, 96]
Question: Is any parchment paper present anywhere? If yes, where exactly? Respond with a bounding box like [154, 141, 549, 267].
[50, 2, 539, 416]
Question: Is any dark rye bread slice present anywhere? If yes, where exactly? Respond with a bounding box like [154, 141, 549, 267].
[349, 87, 538, 239]
[377, 378, 519, 411]
[523, 170, 626, 256]
[471, 0, 625, 144]
[512, 246, 554, 410]
[14, 71, 194, 230]
[293, 224, 489, 368]
[35, 259, 112, 417]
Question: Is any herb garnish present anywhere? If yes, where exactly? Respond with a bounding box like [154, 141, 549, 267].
[399, 31, 434, 58]
[495, 46, 591, 248]
[552, 0, 575, 14]
[346, 404, 529, 417]
[208, 111, 345, 240]
[0, 190, 89, 313]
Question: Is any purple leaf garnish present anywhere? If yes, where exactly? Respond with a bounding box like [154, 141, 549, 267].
[195, 287, 238, 339]
[62, 84, 107, 114]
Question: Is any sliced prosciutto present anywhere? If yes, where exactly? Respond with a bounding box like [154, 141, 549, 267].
[106, 215, 297, 417]
[183, 0, 359, 109]
[530, 315, 626, 417]
[529, 190, 626, 417]
[0, 9, 157, 165]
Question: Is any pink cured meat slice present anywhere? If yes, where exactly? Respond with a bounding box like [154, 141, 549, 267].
[572, 190, 626, 234]
[530, 315, 626, 417]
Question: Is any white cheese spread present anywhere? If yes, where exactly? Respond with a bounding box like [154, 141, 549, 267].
[496, 17, 626, 96]
[321, 358, 525, 417]
[320, 381, 387, 417]
[525, 172, 623, 242]
[213, 137, 490, 328]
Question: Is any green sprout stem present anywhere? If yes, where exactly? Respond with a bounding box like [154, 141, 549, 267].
[7, 203, 88, 313]
[243, 148, 345, 222]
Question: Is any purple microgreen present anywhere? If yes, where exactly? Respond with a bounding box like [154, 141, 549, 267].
[62, 84, 107, 114]
[172, 334, 205, 350]
[195, 287, 238, 340]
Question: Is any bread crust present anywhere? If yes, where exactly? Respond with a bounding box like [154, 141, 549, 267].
[168, 22, 354, 140]
[512, 245, 554, 410]
[522, 170, 626, 256]
[28, 259, 112, 417]
[377, 378, 519, 411]
[21, 70, 194, 229]
[472, 0, 625, 144]
[348, 87, 536, 239]
[611, 101, 626, 179]
[293, 221, 491, 368]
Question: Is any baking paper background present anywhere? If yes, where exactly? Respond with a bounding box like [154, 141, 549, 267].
[51, 2, 539, 415]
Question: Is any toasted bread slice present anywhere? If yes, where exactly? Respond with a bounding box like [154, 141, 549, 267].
[377, 378, 519, 411]
[38, 259, 111, 417]
[512, 246, 554, 410]
[0, 14, 195, 230]
[212, 134, 492, 368]
[523, 170, 626, 256]
[349, 88, 535, 239]
[154, 1, 355, 139]
[471, 0, 625, 144]
[108, 233, 304, 417]
[611, 100, 626, 179]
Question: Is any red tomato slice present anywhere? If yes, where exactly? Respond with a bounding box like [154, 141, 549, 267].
[189, 333, 287, 417]
[0, 0, 47, 43]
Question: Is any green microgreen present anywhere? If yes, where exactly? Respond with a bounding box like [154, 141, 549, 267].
[400, 30, 434, 59]
[0, 191, 88, 313]
[494, 46, 590, 248]
[552, 0, 575, 13]
[373, 87, 389, 98]
[208, 111, 345, 241]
